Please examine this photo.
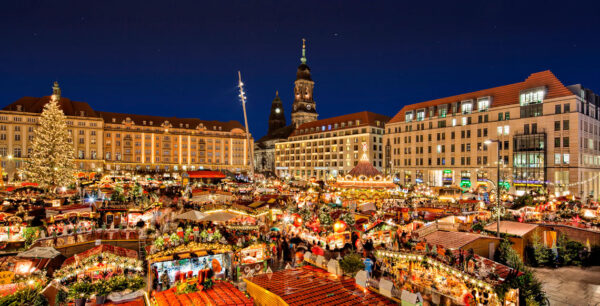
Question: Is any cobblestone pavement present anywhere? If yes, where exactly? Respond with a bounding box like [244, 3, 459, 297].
[533, 266, 600, 306]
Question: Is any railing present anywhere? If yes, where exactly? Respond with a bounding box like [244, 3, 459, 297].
[32, 229, 143, 248]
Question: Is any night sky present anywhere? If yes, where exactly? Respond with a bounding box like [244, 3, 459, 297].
[1, 0, 599, 138]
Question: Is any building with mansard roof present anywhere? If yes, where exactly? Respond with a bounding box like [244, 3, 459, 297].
[384, 70, 600, 198]
[0, 82, 253, 180]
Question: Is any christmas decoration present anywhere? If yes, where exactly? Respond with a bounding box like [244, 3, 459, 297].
[23, 82, 75, 191]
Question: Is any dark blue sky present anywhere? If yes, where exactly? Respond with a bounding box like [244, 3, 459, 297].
[1, 0, 599, 138]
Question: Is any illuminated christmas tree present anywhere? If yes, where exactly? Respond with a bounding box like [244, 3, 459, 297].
[23, 82, 75, 191]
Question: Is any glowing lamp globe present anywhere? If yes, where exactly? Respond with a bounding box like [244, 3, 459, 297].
[333, 220, 347, 233]
[292, 213, 302, 227]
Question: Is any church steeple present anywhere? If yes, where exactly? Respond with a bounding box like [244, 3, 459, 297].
[268, 91, 286, 134]
[291, 38, 318, 127]
[51, 81, 61, 102]
[300, 38, 307, 64]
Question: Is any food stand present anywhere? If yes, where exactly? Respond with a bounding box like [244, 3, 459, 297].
[376, 250, 519, 306]
[146, 242, 233, 291]
[234, 243, 272, 280]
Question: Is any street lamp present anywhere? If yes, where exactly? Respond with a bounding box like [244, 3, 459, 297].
[484, 139, 501, 237]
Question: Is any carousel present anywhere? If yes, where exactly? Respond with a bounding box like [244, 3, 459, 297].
[332, 143, 399, 209]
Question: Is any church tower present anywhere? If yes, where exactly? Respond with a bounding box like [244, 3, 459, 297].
[268, 91, 286, 134]
[291, 38, 318, 127]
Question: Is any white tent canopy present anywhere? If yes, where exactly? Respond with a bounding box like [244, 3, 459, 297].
[174, 210, 206, 221]
[18, 247, 61, 259]
[199, 211, 237, 222]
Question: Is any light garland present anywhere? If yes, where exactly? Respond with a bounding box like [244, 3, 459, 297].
[54, 253, 143, 282]
[376, 250, 495, 292]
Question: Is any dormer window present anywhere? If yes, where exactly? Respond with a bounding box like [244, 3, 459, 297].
[143, 121, 146, 125]
[180, 123, 183, 127]
[16, 105, 23, 111]
[520, 87, 546, 106]
[439, 104, 448, 118]
[416, 109, 425, 121]
[477, 97, 491, 111]
[80, 111, 86, 116]
[149, 121, 153, 125]
[461, 100, 473, 114]
[405, 111, 414, 122]
[112, 118, 116, 123]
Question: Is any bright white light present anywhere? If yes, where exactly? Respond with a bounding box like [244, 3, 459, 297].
[484, 140, 493, 145]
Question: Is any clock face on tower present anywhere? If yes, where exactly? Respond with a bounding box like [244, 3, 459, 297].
[275, 108, 281, 114]
[306, 104, 311, 110]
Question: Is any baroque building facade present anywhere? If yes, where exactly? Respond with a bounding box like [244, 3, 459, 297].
[0, 82, 253, 180]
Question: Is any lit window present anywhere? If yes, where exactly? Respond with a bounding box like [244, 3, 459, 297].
[436, 145, 442, 153]
[462, 117, 468, 126]
[461, 101, 473, 114]
[477, 97, 490, 111]
[563, 154, 570, 164]
[497, 126, 502, 135]
[555, 153, 561, 164]
[405, 112, 414, 122]
[520, 88, 546, 105]
[503, 125, 510, 135]
[452, 118, 457, 127]
[416, 110, 425, 121]
[439, 106, 447, 118]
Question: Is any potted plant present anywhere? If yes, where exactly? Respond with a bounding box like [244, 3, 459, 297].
[94, 279, 111, 304]
[339, 252, 365, 277]
[69, 281, 92, 306]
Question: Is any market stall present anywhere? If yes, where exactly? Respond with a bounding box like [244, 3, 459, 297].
[146, 242, 233, 291]
[376, 250, 520, 305]
[234, 243, 272, 280]
[53, 244, 142, 283]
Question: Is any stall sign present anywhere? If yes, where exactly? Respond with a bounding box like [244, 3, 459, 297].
[355, 270, 367, 288]
[52, 200, 61, 207]
[0, 271, 14, 285]
[379, 279, 394, 299]
[315, 255, 325, 267]
[14, 261, 33, 275]
[327, 259, 341, 276]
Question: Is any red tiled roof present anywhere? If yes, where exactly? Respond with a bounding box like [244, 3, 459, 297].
[290, 111, 390, 137]
[3, 96, 100, 117]
[245, 266, 394, 305]
[98, 111, 246, 132]
[389, 70, 574, 123]
[2, 96, 247, 132]
[423, 230, 499, 249]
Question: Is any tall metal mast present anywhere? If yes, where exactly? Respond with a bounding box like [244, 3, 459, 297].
[237, 71, 254, 178]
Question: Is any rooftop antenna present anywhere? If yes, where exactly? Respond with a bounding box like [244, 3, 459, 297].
[237, 71, 254, 178]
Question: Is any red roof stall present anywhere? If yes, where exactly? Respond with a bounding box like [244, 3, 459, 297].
[186, 171, 226, 179]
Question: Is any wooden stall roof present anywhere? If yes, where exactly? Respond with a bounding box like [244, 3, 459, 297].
[245, 265, 394, 305]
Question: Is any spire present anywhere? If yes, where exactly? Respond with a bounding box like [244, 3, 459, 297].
[51, 81, 61, 102]
[275, 90, 279, 97]
[300, 38, 307, 64]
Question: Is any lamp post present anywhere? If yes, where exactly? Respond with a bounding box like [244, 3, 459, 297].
[484, 139, 501, 237]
